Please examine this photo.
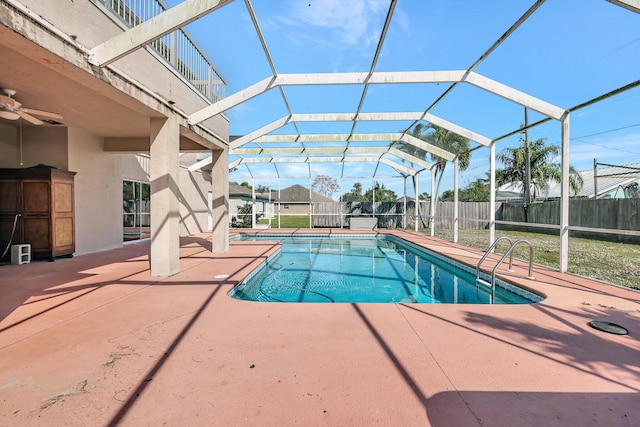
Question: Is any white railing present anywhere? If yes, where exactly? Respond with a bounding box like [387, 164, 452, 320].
[97, 0, 226, 103]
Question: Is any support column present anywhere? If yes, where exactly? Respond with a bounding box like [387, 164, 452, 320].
[453, 157, 459, 243]
[559, 113, 570, 272]
[430, 168, 436, 237]
[413, 174, 419, 232]
[489, 142, 496, 246]
[251, 177, 256, 228]
[211, 148, 229, 253]
[150, 116, 180, 277]
[403, 176, 407, 230]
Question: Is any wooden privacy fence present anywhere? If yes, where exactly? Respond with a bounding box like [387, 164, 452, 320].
[311, 201, 497, 229]
[310, 199, 638, 241]
[430, 202, 497, 230]
[500, 199, 640, 242]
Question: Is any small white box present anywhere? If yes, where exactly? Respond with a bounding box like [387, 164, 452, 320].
[11, 244, 31, 265]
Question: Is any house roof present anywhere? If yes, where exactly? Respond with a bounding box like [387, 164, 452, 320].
[279, 184, 333, 203]
[229, 182, 273, 201]
[498, 162, 640, 199]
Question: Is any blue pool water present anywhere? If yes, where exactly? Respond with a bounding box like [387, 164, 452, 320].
[229, 235, 542, 304]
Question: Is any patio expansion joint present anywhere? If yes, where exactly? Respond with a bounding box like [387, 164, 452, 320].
[395, 304, 483, 425]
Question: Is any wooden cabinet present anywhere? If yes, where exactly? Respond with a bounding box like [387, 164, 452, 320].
[0, 167, 76, 261]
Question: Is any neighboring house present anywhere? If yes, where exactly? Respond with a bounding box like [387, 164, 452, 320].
[498, 162, 640, 201]
[278, 184, 333, 215]
[396, 196, 415, 203]
[229, 182, 275, 222]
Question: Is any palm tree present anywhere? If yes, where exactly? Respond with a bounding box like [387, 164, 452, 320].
[496, 137, 583, 200]
[398, 123, 471, 201]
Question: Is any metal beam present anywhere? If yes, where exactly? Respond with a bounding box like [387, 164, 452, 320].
[422, 113, 492, 146]
[464, 72, 565, 120]
[379, 157, 416, 176]
[188, 154, 214, 171]
[185, 70, 457, 125]
[388, 147, 433, 170]
[401, 134, 456, 161]
[231, 111, 491, 147]
[256, 133, 402, 143]
[90, 0, 230, 67]
[230, 115, 291, 149]
[607, 0, 640, 13]
[189, 75, 277, 125]
[237, 155, 382, 164]
[189, 70, 564, 126]
[233, 146, 388, 155]
[229, 158, 242, 170]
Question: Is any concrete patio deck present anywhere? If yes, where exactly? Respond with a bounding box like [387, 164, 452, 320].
[1, 230, 639, 426]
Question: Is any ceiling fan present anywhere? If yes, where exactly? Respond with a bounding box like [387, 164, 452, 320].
[0, 88, 63, 125]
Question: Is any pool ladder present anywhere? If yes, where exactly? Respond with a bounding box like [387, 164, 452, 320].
[475, 237, 535, 302]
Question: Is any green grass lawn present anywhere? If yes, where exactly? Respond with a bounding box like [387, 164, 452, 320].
[261, 216, 312, 228]
[433, 228, 640, 290]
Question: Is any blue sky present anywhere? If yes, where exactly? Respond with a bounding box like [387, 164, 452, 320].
[167, 0, 640, 198]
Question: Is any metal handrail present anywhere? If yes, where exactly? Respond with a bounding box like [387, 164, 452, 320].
[475, 236, 514, 283]
[485, 239, 535, 303]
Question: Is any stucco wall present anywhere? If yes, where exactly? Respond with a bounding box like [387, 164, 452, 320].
[68, 127, 123, 255]
[0, 125, 68, 170]
[177, 154, 212, 235]
[67, 131, 214, 256]
[0, 123, 17, 168]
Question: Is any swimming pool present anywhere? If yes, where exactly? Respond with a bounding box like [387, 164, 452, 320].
[229, 234, 543, 304]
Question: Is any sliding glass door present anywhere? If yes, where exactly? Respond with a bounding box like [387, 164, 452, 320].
[123, 180, 150, 241]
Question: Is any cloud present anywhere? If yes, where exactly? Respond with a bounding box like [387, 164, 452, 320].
[275, 0, 388, 50]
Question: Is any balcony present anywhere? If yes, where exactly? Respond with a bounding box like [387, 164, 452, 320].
[96, 0, 226, 103]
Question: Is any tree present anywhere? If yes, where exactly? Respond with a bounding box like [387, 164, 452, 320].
[240, 181, 252, 189]
[363, 182, 397, 202]
[342, 182, 363, 200]
[461, 177, 490, 202]
[231, 202, 261, 228]
[440, 189, 454, 201]
[496, 137, 583, 200]
[311, 175, 339, 199]
[624, 182, 640, 198]
[418, 192, 430, 200]
[399, 123, 471, 202]
[255, 184, 270, 193]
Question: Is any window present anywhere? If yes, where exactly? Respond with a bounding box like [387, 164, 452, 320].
[123, 180, 150, 241]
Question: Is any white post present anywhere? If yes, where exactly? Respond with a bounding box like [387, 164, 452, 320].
[150, 116, 180, 276]
[372, 178, 376, 220]
[210, 147, 229, 253]
[414, 174, 419, 232]
[309, 178, 313, 228]
[340, 176, 344, 229]
[277, 179, 281, 229]
[489, 142, 496, 246]
[268, 181, 272, 220]
[559, 113, 570, 273]
[453, 157, 459, 243]
[251, 177, 256, 228]
[403, 176, 407, 230]
[430, 168, 436, 237]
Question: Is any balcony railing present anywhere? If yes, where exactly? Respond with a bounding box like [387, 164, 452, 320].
[97, 0, 226, 103]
